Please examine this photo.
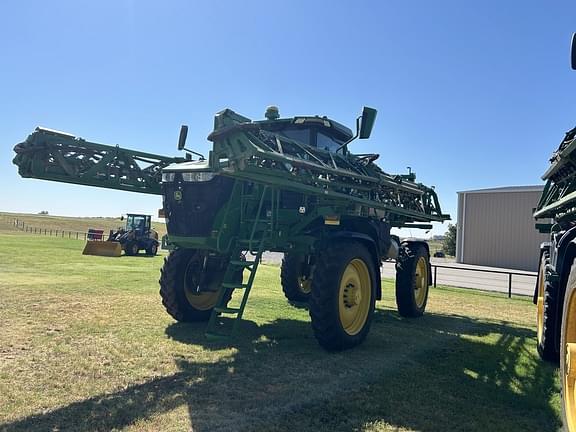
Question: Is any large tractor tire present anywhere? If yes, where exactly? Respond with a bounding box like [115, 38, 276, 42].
[561, 260, 576, 431]
[146, 242, 158, 256]
[396, 243, 430, 318]
[536, 251, 559, 363]
[280, 253, 313, 303]
[159, 249, 233, 322]
[309, 240, 377, 351]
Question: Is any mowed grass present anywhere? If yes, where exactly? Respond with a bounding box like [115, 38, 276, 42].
[0, 232, 561, 432]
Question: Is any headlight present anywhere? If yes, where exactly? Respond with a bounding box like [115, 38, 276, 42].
[182, 172, 215, 182]
[162, 172, 175, 182]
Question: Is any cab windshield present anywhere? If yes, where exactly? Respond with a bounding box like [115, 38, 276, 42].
[278, 127, 344, 153]
[126, 215, 147, 231]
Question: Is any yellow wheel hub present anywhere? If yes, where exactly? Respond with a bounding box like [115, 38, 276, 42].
[184, 289, 220, 311]
[536, 255, 546, 344]
[414, 256, 429, 308]
[183, 258, 221, 311]
[564, 289, 576, 431]
[339, 258, 371, 336]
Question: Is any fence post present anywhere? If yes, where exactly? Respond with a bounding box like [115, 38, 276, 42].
[434, 266, 437, 288]
[76, 232, 79, 240]
[508, 274, 512, 298]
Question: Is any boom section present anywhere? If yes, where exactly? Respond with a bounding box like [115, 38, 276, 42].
[535, 127, 576, 220]
[13, 127, 184, 195]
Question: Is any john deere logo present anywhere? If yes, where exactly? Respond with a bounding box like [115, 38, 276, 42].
[174, 191, 182, 201]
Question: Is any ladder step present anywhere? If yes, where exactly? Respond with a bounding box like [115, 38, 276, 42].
[222, 282, 249, 289]
[229, 260, 255, 267]
[244, 219, 272, 224]
[214, 306, 241, 314]
[205, 332, 230, 341]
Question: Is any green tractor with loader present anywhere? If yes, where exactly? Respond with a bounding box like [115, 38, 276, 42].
[533, 33, 576, 432]
[13, 106, 449, 350]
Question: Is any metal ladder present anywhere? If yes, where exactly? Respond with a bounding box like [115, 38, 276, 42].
[205, 186, 274, 340]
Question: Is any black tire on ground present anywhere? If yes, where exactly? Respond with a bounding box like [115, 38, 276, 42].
[159, 249, 233, 322]
[124, 241, 139, 256]
[146, 243, 158, 256]
[536, 251, 559, 363]
[560, 259, 576, 430]
[309, 240, 377, 351]
[281, 253, 313, 303]
[395, 244, 430, 318]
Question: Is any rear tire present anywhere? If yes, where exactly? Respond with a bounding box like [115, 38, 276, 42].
[309, 240, 376, 351]
[146, 243, 158, 256]
[396, 244, 430, 318]
[159, 249, 233, 322]
[560, 260, 576, 431]
[536, 251, 559, 363]
[281, 253, 313, 303]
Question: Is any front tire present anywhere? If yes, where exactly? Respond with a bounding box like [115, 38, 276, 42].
[159, 249, 232, 322]
[125, 241, 139, 256]
[396, 244, 430, 317]
[561, 260, 576, 431]
[281, 253, 313, 303]
[309, 240, 376, 351]
[536, 251, 559, 362]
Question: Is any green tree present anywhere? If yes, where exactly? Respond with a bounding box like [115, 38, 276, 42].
[443, 223, 457, 256]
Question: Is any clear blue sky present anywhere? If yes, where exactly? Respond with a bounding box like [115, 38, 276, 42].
[1, 1, 575, 236]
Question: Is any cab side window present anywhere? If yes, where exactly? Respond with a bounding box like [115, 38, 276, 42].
[317, 132, 341, 153]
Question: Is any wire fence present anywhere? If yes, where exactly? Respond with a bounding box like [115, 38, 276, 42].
[2, 216, 113, 241]
[382, 261, 537, 298]
[431, 264, 536, 298]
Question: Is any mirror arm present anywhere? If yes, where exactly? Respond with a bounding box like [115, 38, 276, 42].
[336, 115, 361, 153]
[182, 147, 205, 160]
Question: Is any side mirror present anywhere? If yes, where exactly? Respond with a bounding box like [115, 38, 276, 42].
[120, 215, 124, 221]
[571, 33, 576, 70]
[178, 125, 188, 151]
[359, 107, 377, 139]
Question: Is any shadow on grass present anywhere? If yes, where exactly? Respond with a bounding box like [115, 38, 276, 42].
[0, 311, 561, 432]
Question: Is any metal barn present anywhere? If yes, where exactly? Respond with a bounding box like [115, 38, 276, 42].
[456, 186, 548, 271]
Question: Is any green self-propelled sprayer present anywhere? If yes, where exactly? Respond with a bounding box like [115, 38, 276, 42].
[13, 106, 450, 350]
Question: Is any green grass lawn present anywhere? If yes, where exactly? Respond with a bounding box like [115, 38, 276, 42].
[0, 232, 561, 432]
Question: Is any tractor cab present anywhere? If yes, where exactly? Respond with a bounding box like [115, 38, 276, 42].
[125, 214, 151, 235]
[257, 113, 353, 154]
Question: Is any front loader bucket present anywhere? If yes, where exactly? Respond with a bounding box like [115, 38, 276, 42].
[82, 241, 122, 257]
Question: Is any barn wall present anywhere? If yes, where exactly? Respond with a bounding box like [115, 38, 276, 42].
[457, 189, 548, 271]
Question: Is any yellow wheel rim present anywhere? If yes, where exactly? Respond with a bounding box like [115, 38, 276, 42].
[298, 276, 312, 295]
[183, 257, 221, 311]
[184, 289, 219, 311]
[564, 288, 576, 431]
[339, 258, 371, 336]
[414, 256, 429, 308]
[536, 255, 546, 344]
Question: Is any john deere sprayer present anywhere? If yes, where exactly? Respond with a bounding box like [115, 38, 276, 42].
[533, 33, 576, 431]
[13, 106, 449, 350]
